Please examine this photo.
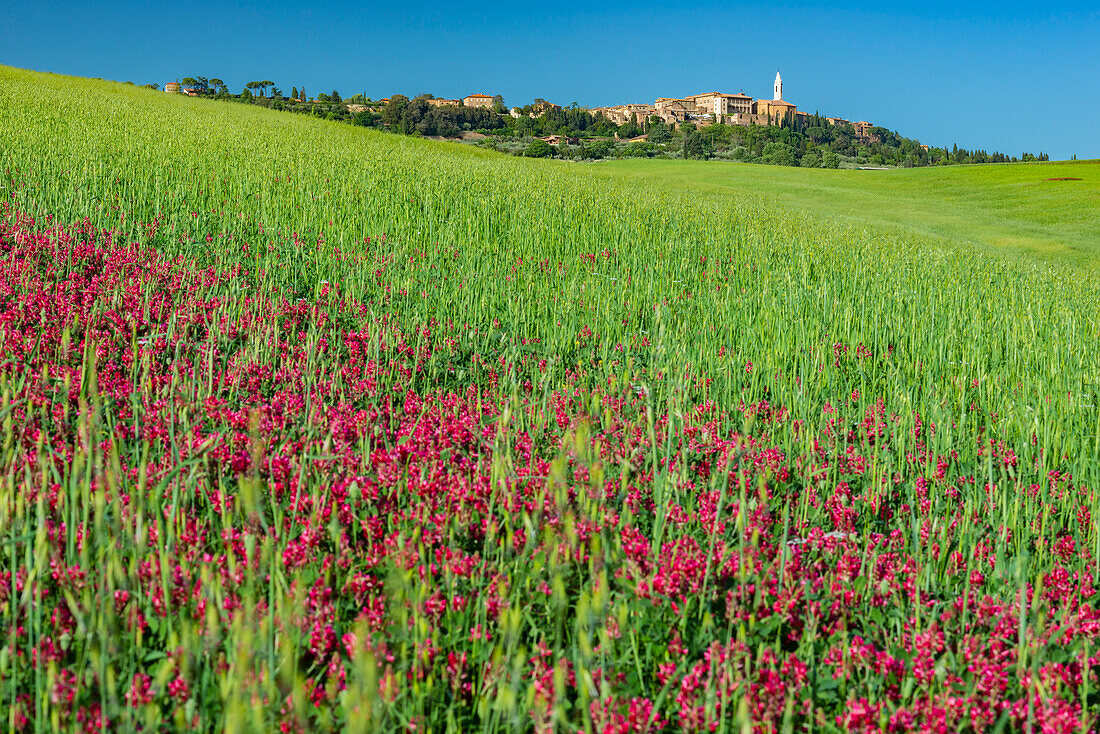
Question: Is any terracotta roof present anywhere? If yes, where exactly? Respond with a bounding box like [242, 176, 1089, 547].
[465, 93, 493, 99]
[760, 99, 796, 107]
[689, 92, 753, 99]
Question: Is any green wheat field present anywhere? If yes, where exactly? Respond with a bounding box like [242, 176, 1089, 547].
[2, 65, 1100, 732]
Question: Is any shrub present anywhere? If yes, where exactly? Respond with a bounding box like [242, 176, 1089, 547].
[623, 142, 655, 158]
[761, 141, 796, 166]
[586, 140, 611, 159]
[682, 130, 707, 160]
[524, 140, 553, 158]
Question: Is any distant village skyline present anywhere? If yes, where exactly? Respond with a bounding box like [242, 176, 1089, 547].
[583, 71, 876, 136]
[167, 71, 881, 140]
[6, 1, 1096, 158]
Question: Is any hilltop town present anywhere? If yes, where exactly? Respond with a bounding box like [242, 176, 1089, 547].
[164, 72, 870, 137]
[338, 73, 877, 139]
[159, 73, 1047, 168]
[587, 72, 874, 138]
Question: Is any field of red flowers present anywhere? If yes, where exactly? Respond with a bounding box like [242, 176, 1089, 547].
[2, 201, 1099, 733]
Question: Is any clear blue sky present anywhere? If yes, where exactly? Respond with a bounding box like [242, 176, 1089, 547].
[3, 0, 1098, 159]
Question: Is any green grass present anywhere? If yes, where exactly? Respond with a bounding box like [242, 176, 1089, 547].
[588, 157, 1100, 267]
[3, 63, 1099, 519]
[3, 64, 1100, 731]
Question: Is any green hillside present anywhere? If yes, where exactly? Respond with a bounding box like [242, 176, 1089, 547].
[590, 158, 1100, 267]
[3, 65, 1100, 732]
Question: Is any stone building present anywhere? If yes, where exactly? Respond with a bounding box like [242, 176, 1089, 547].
[590, 71, 871, 132]
[426, 98, 461, 108]
[463, 93, 495, 108]
[530, 100, 562, 114]
[688, 92, 753, 117]
[651, 91, 754, 125]
[653, 98, 695, 124]
[752, 71, 797, 122]
[752, 97, 796, 122]
[591, 103, 656, 125]
[691, 92, 754, 125]
[164, 82, 180, 94]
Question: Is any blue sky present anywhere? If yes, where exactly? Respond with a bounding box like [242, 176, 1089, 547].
[3, 0, 1098, 159]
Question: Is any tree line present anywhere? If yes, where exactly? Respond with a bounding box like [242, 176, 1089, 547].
[160, 77, 1052, 168]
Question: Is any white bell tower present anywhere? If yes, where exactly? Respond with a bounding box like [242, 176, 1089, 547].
[774, 70, 783, 101]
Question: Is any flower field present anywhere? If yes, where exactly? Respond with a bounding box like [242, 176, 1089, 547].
[2, 66, 1100, 732]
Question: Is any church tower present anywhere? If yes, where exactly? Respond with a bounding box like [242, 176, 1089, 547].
[774, 70, 783, 101]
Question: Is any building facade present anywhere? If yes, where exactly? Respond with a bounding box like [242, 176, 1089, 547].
[591, 103, 656, 125]
[653, 98, 694, 124]
[463, 94, 495, 108]
[688, 92, 753, 117]
[752, 97, 796, 121]
[503, 71, 867, 135]
[751, 71, 797, 122]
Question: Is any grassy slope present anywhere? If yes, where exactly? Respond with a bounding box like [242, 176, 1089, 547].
[6, 65, 1100, 732]
[587, 158, 1100, 268]
[4, 65, 1097, 270]
[3, 65, 1099, 466]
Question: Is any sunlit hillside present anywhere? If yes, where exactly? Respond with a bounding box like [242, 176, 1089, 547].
[2, 65, 1100, 732]
[591, 157, 1100, 267]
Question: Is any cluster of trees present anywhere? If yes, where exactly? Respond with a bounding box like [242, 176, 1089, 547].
[511, 106, 620, 138]
[172, 76, 372, 121]
[377, 95, 507, 137]
[177, 76, 340, 104]
[166, 76, 1051, 168]
[371, 96, 626, 139]
[500, 121, 845, 164]
[662, 114, 1045, 168]
[179, 77, 233, 97]
[172, 76, 626, 140]
[519, 139, 619, 159]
